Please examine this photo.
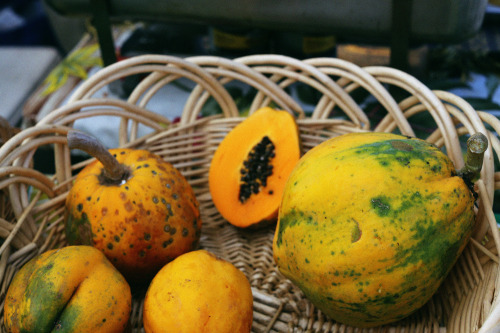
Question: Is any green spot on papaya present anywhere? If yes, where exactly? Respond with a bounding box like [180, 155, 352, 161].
[65, 213, 93, 246]
[355, 139, 441, 168]
[275, 209, 316, 247]
[431, 164, 442, 173]
[51, 303, 83, 333]
[389, 212, 473, 280]
[381, 294, 398, 305]
[379, 160, 389, 167]
[395, 156, 410, 166]
[371, 196, 391, 217]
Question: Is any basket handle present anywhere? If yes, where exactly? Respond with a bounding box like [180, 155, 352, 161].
[66, 54, 240, 137]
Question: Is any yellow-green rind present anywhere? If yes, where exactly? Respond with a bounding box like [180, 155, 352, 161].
[4, 246, 131, 333]
[273, 132, 476, 327]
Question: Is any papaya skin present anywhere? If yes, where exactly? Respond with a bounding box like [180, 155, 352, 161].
[4, 245, 131, 333]
[65, 131, 202, 285]
[273, 132, 478, 327]
[209, 107, 300, 228]
[143, 249, 253, 333]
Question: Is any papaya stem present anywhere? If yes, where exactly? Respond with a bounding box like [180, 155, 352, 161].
[458, 132, 488, 183]
[67, 130, 129, 183]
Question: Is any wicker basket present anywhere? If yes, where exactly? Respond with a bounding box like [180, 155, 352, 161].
[1, 54, 500, 332]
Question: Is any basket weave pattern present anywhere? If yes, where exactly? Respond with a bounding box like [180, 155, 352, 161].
[1, 54, 500, 332]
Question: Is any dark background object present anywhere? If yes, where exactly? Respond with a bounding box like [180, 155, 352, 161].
[44, 0, 488, 69]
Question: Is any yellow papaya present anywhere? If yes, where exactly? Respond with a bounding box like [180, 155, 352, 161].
[143, 249, 253, 332]
[273, 132, 487, 327]
[4, 245, 132, 332]
[65, 130, 201, 285]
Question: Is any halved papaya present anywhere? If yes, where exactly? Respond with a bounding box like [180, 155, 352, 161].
[209, 107, 301, 228]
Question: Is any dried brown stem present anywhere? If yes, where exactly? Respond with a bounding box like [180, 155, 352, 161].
[67, 130, 129, 183]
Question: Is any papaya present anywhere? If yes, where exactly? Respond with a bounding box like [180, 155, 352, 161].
[273, 132, 487, 327]
[4, 245, 131, 333]
[143, 249, 253, 333]
[65, 130, 201, 284]
[209, 107, 300, 228]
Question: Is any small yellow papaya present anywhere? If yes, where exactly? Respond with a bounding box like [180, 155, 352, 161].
[143, 249, 253, 332]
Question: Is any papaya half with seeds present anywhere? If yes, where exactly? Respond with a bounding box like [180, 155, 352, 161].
[4, 245, 131, 333]
[209, 107, 301, 228]
[273, 132, 488, 327]
[65, 130, 201, 285]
